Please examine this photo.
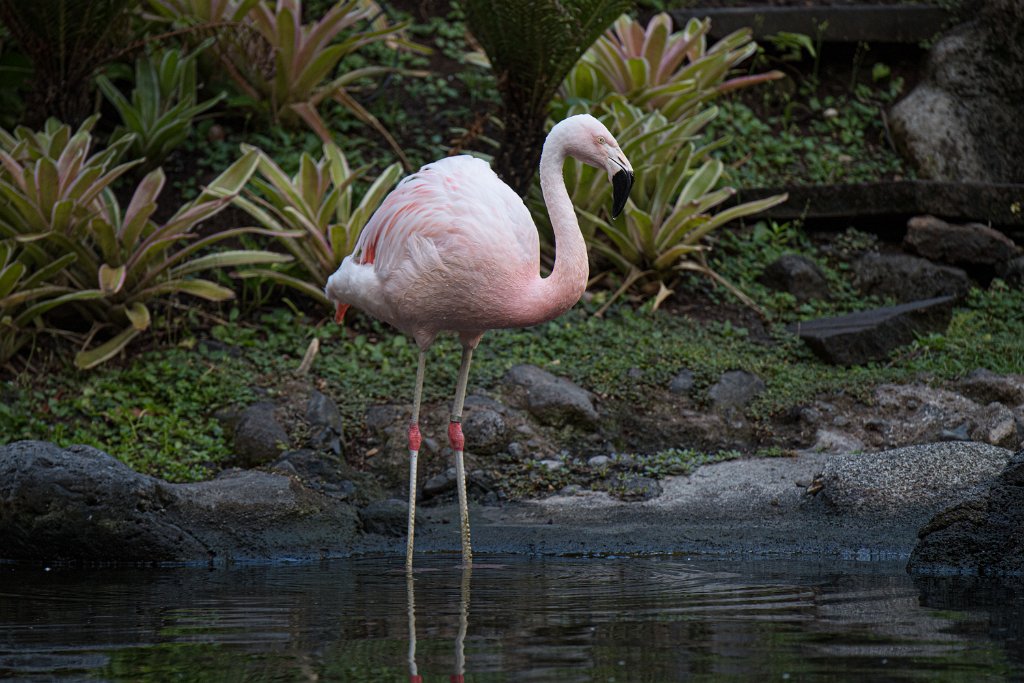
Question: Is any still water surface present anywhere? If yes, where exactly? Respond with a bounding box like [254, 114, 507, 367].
[1, 555, 1022, 681]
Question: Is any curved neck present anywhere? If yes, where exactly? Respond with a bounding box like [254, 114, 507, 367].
[526, 131, 588, 323]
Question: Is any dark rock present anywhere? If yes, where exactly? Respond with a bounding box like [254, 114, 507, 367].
[957, 368, 1024, 407]
[903, 215, 1020, 268]
[462, 408, 509, 455]
[889, 2, 1024, 184]
[707, 370, 765, 410]
[306, 390, 343, 454]
[359, 498, 409, 537]
[232, 401, 289, 467]
[853, 252, 971, 303]
[422, 467, 457, 498]
[788, 296, 955, 366]
[757, 253, 831, 302]
[0, 441, 359, 563]
[269, 449, 355, 500]
[997, 255, 1024, 284]
[908, 449, 1024, 576]
[503, 364, 599, 428]
[668, 368, 695, 395]
[364, 404, 405, 433]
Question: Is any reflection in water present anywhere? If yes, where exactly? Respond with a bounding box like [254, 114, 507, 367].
[407, 564, 472, 682]
[1, 556, 1022, 681]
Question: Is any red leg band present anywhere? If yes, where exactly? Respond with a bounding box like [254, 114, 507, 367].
[408, 423, 422, 452]
[450, 676, 464, 683]
[448, 420, 464, 452]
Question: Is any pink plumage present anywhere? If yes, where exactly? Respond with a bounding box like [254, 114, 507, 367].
[324, 114, 634, 568]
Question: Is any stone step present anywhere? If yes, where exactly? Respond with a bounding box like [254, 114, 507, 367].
[675, 4, 952, 44]
[787, 295, 955, 366]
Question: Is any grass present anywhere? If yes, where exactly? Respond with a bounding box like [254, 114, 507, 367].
[4, 261, 1022, 490]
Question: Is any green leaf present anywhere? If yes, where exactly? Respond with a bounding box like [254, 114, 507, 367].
[98, 263, 127, 294]
[74, 325, 142, 369]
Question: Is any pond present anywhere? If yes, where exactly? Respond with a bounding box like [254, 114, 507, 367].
[2, 555, 1022, 681]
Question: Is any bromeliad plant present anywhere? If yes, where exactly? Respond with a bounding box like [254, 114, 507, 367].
[557, 12, 784, 122]
[148, 0, 426, 168]
[96, 40, 225, 169]
[541, 99, 786, 312]
[232, 142, 402, 305]
[0, 117, 292, 368]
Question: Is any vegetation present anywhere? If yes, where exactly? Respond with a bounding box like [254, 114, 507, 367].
[0, 1, 1018, 503]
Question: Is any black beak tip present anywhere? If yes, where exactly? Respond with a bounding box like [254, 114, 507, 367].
[611, 170, 634, 219]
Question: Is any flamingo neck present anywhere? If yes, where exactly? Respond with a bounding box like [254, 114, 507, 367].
[526, 128, 588, 324]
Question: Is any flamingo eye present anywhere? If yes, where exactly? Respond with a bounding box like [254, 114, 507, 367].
[597, 135, 606, 145]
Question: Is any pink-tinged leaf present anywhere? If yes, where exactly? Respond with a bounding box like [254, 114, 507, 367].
[125, 301, 151, 331]
[33, 158, 59, 218]
[716, 71, 786, 94]
[120, 168, 166, 243]
[74, 325, 142, 369]
[290, 102, 334, 145]
[98, 263, 127, 294]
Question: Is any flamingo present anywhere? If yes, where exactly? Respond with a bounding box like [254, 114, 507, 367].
[325, 114, 634, 569]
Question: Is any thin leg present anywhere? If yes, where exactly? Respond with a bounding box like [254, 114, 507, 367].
[406, 570, 419, 682]
[406, 349, 427, 572]
[448, 345, 474, 566]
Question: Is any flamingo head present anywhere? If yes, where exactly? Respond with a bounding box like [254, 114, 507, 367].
[563, 114, 635, 218]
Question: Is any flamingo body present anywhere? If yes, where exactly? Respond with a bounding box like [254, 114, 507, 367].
[327, 155, 544, 348]
[325, 114, 634, 568]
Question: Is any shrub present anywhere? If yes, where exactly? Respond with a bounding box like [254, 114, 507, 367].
[96, 41, 225, 169]
[464, 0, 632, 195]
[148, 0, 425, 168]
[0, 117, 291, 368]
[232, 142, 402, 305]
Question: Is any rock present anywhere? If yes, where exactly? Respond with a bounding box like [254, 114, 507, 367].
[537, 459, 564, 471]
[888, 1, 1024, 184]
[359, 498, 409, 537]
[908, 449, 1024, 576]
[957, 368, 1024, 407]
[364, 404, 405, 433]
[588, 455, 611, 468]
[0, 441, 359, 563]
[422, 467, 457, 498]
[997, 255, 1024, 284]
[461, 407, 509, 455]
[232, 401, 290, 467]
[268, 449, 356, 500]
[668, 369, 695, 395]
[903, 215, 1020, 270]
[503, 364, 599, 428]
[306, 390, 343, 454]
[707, 370, 765, 411]
[802, 429, 866, 456]
[756, 253, 832, 302]
[852, 252, 971, 303]
[816, 441, 1012, 516]
[788, 296, 955, 365]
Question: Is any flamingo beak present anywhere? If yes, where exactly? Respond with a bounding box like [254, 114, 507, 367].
[608, 152, 634, 219]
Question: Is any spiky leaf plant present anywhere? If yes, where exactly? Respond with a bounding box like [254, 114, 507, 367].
[232, 142, 402, 305]
[97, 41, 225, 169]
[0, 0, 135, 126]
[464, 0, 632, 195]
[557, 13, 783, 122]
[0, 118, 292, 368]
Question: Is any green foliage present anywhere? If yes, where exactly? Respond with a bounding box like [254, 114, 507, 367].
[0, 0, 134, 125]
[464, 0, 632, 194]
[710, 77, 909, 187]
[97, 41, 225, 169]
[558, 13, 783, 122]
[232, 142, 403, 304]
[0, 117, 291, 368]
[150, 0, 426, 168]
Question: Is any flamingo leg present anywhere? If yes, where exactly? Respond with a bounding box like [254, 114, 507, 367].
[406, 349, 427, 572]
[448, 345, 474, 565]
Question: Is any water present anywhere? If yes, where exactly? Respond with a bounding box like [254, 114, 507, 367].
[2, 555, 1022, 681]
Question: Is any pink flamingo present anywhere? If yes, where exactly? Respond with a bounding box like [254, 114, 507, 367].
[325, 114, 634, 568]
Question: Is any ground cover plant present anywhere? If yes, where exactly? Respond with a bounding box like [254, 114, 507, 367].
[0, 1, 1020, 504]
